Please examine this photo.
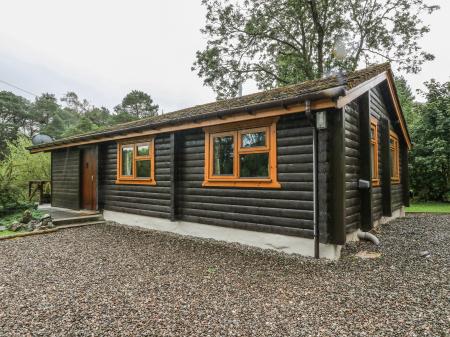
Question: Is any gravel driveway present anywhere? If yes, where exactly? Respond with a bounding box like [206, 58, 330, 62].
[1, 214, 449, 336]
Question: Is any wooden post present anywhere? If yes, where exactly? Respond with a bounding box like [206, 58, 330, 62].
[380, 117, 392, 216]
[50, 151, 54, 207]
[328, 108, 346, 245]
[358, 93, 373, 231]
[39, 181, 44, 204]
[401, 140, 410, 207]
[169, 133, 176, 221]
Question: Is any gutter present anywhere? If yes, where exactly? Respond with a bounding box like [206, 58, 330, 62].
[28, 86, 347, 152]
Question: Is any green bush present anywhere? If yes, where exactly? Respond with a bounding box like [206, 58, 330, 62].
[0, 161, 23, 210]
[0, 136, 50, 208]
[409, 80, 450, 201]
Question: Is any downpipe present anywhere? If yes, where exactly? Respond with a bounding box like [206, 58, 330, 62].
[357, 231, 380, 246]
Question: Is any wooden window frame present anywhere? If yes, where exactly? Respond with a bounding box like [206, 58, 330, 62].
[203, 117, 280, 188]
[116, 138, 156, 185]
[390, 130, 400, 184]
[370, 117, 380, 186]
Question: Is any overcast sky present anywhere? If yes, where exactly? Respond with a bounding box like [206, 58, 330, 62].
[0, 0, 449, 112]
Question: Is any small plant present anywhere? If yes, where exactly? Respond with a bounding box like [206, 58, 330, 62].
[0, 208, 43, 228]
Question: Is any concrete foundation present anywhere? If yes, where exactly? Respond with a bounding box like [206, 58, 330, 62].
[374, 206, 406, 229]
[346, 206, 406, 242]
[103, 210, 342, 259]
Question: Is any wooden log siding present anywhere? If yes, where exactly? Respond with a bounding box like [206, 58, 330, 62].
[175, 113, 315, 237]
[344, 102, 361, 233]
[51, 148, 80, 209]
[99, 135, 172, 218]
[370, 86, 404, 221]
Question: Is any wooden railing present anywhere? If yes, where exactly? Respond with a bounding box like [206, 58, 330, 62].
[28, 180, 51, 204]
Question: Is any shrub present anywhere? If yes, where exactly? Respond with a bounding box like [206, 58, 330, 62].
[0, 136, 50, 208]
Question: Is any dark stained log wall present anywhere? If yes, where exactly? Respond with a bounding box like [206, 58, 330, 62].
[175, 113, 315, 237]
[344, 102, 361, 233]
[317, 122, 330, 243]
[358, 92, 373, 231]
[370, 88, 385, 221]
[51, 148, 80, 209]
[328, 108, 346, 244]
[98, 135, 171, 218]
[370, 86, 404, 220]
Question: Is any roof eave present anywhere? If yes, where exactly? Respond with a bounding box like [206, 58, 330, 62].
[28, 85, 346, 153]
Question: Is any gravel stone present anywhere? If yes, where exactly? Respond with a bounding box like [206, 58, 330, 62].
[0, 214, 449, 336]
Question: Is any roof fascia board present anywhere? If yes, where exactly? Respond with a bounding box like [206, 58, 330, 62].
[385, 71, 412, 149]
[336, 71, 388, 108]
[336, 70, 411, 150]
[30, 98, 336, 153]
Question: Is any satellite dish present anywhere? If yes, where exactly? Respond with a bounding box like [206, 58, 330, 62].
[32, 134, 54, 145]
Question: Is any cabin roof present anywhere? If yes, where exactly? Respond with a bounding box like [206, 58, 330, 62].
[29, 63, 409, 152]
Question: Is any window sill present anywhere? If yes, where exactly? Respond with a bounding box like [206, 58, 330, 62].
[115, 179, 156, 186]
[202, 179, 281, 189]
[372, 179, 380, 187]
[391, 179, 400, 185]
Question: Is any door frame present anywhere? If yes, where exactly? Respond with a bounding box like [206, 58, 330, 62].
[80, 145, 99, 210]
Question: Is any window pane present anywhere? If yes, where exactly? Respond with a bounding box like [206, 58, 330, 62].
[241, 131, 266, 148]
[213, 135, 234, 175]
[137, 144, 149, 156]
[121, 146, 133, 176]
[136, 160, 151, 178]
[370, 126, 375, 140]
[240, 153, 269, 178]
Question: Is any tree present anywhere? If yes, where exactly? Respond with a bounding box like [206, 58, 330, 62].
[114, 90, 159, 119]
[60, 91, 90, 114]
[61, 116, 98, 138]
[28, 93, 60, 136]
[409, 80, 449, 201]
[0, 136, 50, 204]
[85, 107, 112, 127]
[395, 76, 418, 127]
[193, 0, 439, 98]
[0, 91, 30, 158]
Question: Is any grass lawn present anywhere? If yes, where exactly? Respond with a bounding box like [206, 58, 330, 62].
[406, 202, 450, 213]
[0, 229, 18, 237]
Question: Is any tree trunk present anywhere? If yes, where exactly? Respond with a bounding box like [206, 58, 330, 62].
[308, 0, 324, 77]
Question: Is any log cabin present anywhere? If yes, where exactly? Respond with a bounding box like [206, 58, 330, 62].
[29, 63, 411, 259]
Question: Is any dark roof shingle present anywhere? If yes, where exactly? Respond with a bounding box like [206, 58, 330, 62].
[30, 63, 391, 150]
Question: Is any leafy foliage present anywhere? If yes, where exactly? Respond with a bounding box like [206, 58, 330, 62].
[0, 137, 50, 206]
[0, 90, 160, 156]
[0, 161, 23, 210]
[194, 0, 439, 98]
[402, 80, 450, 201]
[0, 209, 43, 227]
[114, 90, 159, 119]
[0, 91, 30, 159]
[0, 88, 159, 208]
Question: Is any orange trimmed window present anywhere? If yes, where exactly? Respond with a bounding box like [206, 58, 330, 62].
[116, 139, 156, 185]
[370, 118, 379, 186]
[203, 117, 280, 188]
[390, 131, 400, 183]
